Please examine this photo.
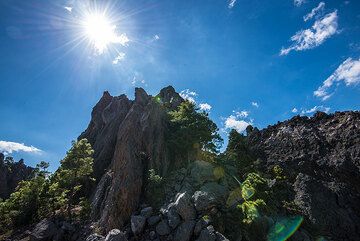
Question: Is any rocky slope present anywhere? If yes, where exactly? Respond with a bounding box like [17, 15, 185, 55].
[0, 153, 34, 199]
[80, 87, 359, 241]
[247, 111, 360, 241]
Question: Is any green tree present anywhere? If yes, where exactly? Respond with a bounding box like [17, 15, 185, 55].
[224, 129, 255, 174]
[168, 101, 223, 162]
[55, 138, 94, 219]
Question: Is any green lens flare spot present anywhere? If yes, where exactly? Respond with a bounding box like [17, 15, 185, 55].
[267, 216, 303, 241]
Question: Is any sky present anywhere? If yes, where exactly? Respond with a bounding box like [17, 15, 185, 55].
[0, 0, 359, 171]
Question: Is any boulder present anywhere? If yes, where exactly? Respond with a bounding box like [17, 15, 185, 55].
[196, 225, 216, 241]
[193, 182, 228, 212]
[189, 161, 217, 187]
[174, 221, 196, 241]
[147, 215, 161, 226]
[140, 207, 153, 218]
[215, 232, 230, 241]
[105, 229, 127, 241]
[86, 234, 105, 241]
[131, 215, 146, 235]
[167, 208, 181, 229]
[156, 220, 171, 236]
[30, 219, 57, 241]
[174, 192, 196, 220]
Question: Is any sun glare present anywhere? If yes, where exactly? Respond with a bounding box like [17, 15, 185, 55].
[83, 13, 116, 54]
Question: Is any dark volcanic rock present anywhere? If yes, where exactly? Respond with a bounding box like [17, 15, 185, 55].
[0, 154, 34, 199]
[247, 111, 360, 240]
[81, 86, 184, 231]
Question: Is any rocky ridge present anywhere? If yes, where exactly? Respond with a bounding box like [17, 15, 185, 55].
[0, 153, 34, 199]
[247, 111, 360, 241]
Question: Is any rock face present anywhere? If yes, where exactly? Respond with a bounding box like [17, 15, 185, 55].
[0, 153, 34, 199]
[80, 86, 183, 230]
[247, 111, 360, 240]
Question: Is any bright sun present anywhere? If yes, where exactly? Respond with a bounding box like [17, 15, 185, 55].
[83, 13, 115, 54]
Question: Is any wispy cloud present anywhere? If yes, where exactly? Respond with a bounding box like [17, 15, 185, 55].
[153, 34, 160, 41]
[112, 52, 126, 64]
[251, 102, 259, 108]
[301, 106, 330, 114]
[304, 2, 325, 22]
[199, 103, 212, 111]
[294, 0, 306, 7]
[280, 11, 338, 55]
[228, 0, 237, 9]
[64, 6, 72, 12]
[314, 57, 360, 100]
[292, 108, 298, 113]
[0, 141, 42, 155]
[180, 89, 197, 103]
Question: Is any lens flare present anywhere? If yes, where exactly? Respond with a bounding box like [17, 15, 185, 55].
[267, 216, 304, 241]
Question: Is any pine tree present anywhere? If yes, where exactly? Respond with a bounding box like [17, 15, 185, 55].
[55, 138, 94, 219]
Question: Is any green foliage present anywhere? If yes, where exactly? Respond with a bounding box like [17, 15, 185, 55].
[236, 173, 269, 224]
[272, 165, 287, 180]
[0, 139, 95, 233]
[145, 169, 164, 208]
[79, 197, 91, 220]
[54, 138, 94, 219]
[168, 101, 223, 162]
[0, 173, 47, 231]
[238, 199, 266, 224]
[223, 129, 256, 174]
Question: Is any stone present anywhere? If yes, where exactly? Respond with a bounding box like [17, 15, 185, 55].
[194, 219, 209, 237]
[140, 207, 153, 218]
[105, 229, 127, 241]
[149, 231, 157, 240]
[174, 221, 196, 241]
[192, 182, 228, 212]
[215, 232, 230, 241]
[189, 160, 217, 187]
[167, 208, 181, 229]
[156, 220, 171, 236]
[196, 225, 216, 241]
[147, 215, 161, 226]
[131, 215, 146, 235]
[30, 219, 57, 241]
[86, 234, 105, 241]
[174, 192, 196, 220]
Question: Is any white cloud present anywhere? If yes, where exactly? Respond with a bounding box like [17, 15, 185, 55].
[294, 0, 306, 7]
[154, 35, 160, 41]
[304, 2, 325, 22]
[280, 11, 338, 56]
[251, 102, 259, 108]
[64, 6, 72, 12]
[0, 141, 42, 155]
[235, 110, 249, 118]
[112, 52, 126, 64]
[301, 106, 330, 114]
[292, 108, 298, 113]
[224, 115, 251, 133]
[199, 103, 212, 111]
[180, 89, 197, 103]
[228, 0, 237, 8]
[314, 57, 360, 100]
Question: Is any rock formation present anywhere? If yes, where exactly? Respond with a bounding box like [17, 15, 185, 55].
[0, 153, 34, 199]
[79, 86, 184, 230]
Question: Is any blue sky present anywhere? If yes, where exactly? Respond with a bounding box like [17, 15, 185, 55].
[0, 0, 359, 171]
